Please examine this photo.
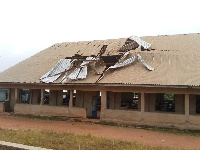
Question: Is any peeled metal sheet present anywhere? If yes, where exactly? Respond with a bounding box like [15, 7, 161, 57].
[129, 36, 151, 49]
[77, 66, 87, 79]
[80, 57, 96, 66]
[137, 54, 154, 71]
[60, 72, 68, 83]
[40, 59, 72, 83]
[68, 68, 81, 80]
[41, 74, 61, 83]
[109, 56, 136, 69]
[119, 51, 130, 61]
[68, 66, 88, 80]
[68, 57, 95, 80]
[109, 54, 154, 71]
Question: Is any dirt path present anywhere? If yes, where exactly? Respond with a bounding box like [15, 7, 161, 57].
[0, 114, 200, 149]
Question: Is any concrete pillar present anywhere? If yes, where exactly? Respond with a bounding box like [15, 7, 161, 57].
[141, 92, 145, 112]
[101, 90, 107, 118]
[40, 89, 45, 105]
[175, 94, 185, 114]
[114, 92, 121, 109]
[6, 89, 10, 101]
[138, 93, 141, 111]
[29, 90, 32, 104]
[108, 92, 114, 109]
[185, 94, 189, 116]
[69, 90, 73, 108]
[9, 88, 15, 112]
[185, 94, 190, 129]
[14, 88, 19, 104]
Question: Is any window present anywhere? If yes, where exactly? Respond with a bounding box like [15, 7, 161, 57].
[44, 89, 49, 104]
[0, 89, 8, 101]
[156, 93, 175, 112]
[121, 92, 138, 110]
[196, 95, 200, 114]
[20, 89, 30, 104]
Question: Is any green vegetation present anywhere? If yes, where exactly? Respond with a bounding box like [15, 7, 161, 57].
[164, 93, 174, 101]
[12, 114, 69, 121]
[0, 128, 176, 150]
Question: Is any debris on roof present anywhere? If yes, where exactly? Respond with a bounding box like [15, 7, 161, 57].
[109, 56, 137, 69]
[68, 57, 96, 80]
[40, 36, 154, 83]
[137, 54, 154, 71]
[2, 33, 200, 86]
[68, 66, 88, 80]
[129, 36, 151, 49]
[40, 59, 73, 83]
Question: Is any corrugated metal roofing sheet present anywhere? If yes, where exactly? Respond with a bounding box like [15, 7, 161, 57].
[1, 33, 200, 86]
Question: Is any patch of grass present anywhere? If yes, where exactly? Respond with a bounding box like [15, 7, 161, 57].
[0, 128, 177, 150]
[12, 114, 70, 121]
[143, 126, 200, 137]
[101, 121, 200, 137]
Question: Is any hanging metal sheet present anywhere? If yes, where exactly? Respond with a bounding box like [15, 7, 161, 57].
[68, 68, 81, 80]
[129, 36, 151, 49]
[119, 51, 130, 61]
[109, 54, 154, 71]
[77, 66, 87, 79]
[68, 57, 95, 80]
[60, 72, 68, 83]
[109, 56, 136, 69]
[80, 57, 96, 66]
[137, 54, 154, 71]
[41, 74, 61, 83]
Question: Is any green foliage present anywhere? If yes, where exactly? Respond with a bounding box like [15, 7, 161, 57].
[0, 128, 176, 150]
[164, 94, 174, 101]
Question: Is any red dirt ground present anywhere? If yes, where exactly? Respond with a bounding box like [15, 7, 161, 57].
[0, 114, 200, 149]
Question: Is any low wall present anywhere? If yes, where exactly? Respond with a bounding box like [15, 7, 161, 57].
[14, 104, 87, 118]
[143, 112, 185, 129]
[0, 102, 5, 112]
[101, 109, 200, 130]
[102, 109, 142, 124]
[188, 115, 200, 130]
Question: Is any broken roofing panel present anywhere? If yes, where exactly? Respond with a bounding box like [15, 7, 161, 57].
[109, 56, 137, 69]
[137, 54, 154, 71]
[68, 57, 96, 80]
[129, 36, 151, 49]
[97, 53, 154, 82]
[68, 66, 88, 80]
[40, 59, 72, 83]
[40, 36, 154, 83]
[108, 54, 154, 71]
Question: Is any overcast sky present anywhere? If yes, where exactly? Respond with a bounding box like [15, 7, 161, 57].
[0, 0, 200, 72]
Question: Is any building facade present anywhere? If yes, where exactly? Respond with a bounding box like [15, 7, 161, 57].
[1, 33, 200, 130]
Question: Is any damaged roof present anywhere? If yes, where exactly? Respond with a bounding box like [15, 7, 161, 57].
[1, 33, 200, 86]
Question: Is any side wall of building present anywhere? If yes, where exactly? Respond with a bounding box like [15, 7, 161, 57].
[14, 104, 87, 118]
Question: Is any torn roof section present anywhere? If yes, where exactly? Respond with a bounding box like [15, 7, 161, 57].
[40, 36, 153, 83]
[1, 33, 200, 86]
